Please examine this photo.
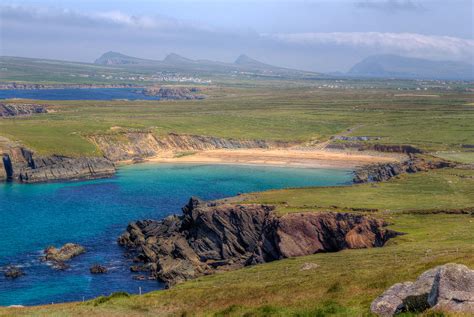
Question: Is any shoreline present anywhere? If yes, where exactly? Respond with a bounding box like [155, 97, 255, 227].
[129, 148, 404, 170]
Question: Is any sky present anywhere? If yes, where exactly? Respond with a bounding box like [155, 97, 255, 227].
[0, 0, 473, 72]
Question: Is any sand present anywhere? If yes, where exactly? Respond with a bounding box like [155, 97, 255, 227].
[145, 148, 403, 169]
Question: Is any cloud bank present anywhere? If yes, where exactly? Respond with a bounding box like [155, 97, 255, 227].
[1, 4, 472, 72]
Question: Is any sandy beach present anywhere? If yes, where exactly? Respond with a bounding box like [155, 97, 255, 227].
[145, 148, 403, 169]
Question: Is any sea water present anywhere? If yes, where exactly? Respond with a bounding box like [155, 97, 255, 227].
[0, 88, 158, 101]
[0, 163, 351, 306]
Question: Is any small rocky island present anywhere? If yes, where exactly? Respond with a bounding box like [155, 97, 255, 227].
[119, 197, 399, 286]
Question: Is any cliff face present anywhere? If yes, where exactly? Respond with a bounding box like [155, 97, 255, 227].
[119, 197, 398, 286]
[1, 146, 115, 183]
[89, 132, 288, 162]
[0, 103, 48, 117]
[353, 155, 454, 183]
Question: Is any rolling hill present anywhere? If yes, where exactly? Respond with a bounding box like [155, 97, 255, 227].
[348, 54, 474, 80]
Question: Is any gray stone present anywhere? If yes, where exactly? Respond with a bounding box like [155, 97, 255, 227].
[428, 263, 474, 313]
[370, 282, 413, 316]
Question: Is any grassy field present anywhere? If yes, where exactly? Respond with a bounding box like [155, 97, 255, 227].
[234, 168, 474, 214]
[1, 88, 473, 158]
[1, 168, 473, 317]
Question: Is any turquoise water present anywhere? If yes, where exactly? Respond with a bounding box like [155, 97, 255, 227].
[0, 88, 158, 100]
[0, 163, 351, 306]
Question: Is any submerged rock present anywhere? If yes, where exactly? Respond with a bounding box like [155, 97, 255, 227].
[371, 263, 474, 316]
[3, 266, 25, 279]
[119, 197, 399, 287]
[90, 264, 108, 274]
[43, 243, 85, 264]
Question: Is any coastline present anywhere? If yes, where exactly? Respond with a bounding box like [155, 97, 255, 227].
[136, 148, 404, 169]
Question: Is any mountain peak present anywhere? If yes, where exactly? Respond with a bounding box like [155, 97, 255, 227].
[234, 54, 258, 65]
[94, 51, 140, 65]
[163, 53, 193, 64]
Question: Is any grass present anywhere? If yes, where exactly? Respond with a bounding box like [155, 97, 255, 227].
[1, 88, 473, 157]
[233, 168, 474, 214]
[1, 168, 473, 317]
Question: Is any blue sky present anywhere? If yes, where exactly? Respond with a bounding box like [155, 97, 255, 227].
[1, 0, 473, 72]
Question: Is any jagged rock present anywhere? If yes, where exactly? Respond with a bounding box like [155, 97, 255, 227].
[1, 145, 115, 183]
[119, 197, 399, 287]
[90, 264, 108, 274]
[4, 266, 25, 279]
[371, 264, 474, 316]
[43, 243, 85, 263]
[428, 263, 474, 313]
[0, 103, 48, 118]
[143, 86, 205, 100]
[353, 155, 454, 183]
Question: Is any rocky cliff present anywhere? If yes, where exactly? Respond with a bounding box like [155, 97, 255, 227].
[0, 103, 48, 117]
[119, 197, 399, 286]
[1, 146, 115, 183]
[353, 155, 454, 183]
[89, 132, 288, 162]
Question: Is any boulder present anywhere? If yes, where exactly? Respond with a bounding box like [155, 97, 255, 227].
[428, 263, 474, 313]
[3, 266, 25, 279]
[371, 264, 474, 316]
[90, 264, 108, 274]
[43, 243, 85, 263]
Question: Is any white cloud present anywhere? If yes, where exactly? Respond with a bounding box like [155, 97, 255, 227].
[355, 0, 425, 11]
[263, 32, 474, 61]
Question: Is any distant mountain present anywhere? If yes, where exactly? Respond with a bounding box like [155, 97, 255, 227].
[234, 54, 274, 68]
[94, 51, 154, 65]
[93, 51, 322, 78]
[348, 55, 474, 80]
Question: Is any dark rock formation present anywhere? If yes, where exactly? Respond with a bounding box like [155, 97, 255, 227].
[3, 265, 25, 279]
[0, 103, 48, 118]
[371, 263, 474, 316]
[119, 197, 398, 287]
[90, 264, 108, 274]
[353, 155, 454, 183]
[42, 243, 85, 268]
[1, 146, 115, 183]
[143, 86, 205, 100]
[327, 142, 423, 154]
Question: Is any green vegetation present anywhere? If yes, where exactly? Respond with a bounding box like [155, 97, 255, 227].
[2, 169, 473, 316]
[1, 88, 473, 158]
[235, 168, 474, 214]
[0, 79, 473, 316]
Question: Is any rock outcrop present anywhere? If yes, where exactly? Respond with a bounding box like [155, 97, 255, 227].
[1, 146, 115, 183]
[42, 243, 85, 269]
[119, 197, 398, 286]
[89, 132, 289, 162]
[143, 86, 205, 100]
[327, 142, 423, 154]
[90, 264, 108, 274]
[0, 103, 48, 118]
[3, 265, 25, 279]
[371, 263, 474, 316]
[353, 155, 454, 183]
